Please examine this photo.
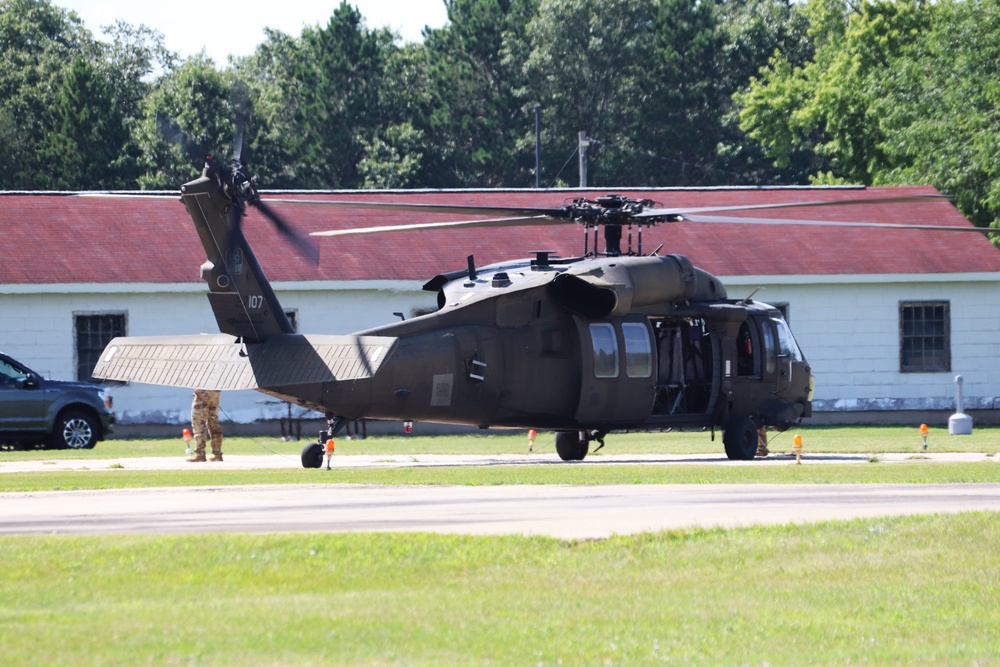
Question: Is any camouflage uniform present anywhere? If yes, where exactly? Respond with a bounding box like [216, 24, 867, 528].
[190, 389, 223, 461]
[756, 426, 769, 458]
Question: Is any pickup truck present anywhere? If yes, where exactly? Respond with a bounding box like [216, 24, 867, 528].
[0, 352, 116, 449]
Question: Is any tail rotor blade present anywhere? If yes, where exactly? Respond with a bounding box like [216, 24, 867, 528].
[255, 199, 320, 265]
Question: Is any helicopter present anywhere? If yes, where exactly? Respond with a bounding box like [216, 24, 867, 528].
[91, 149, 993, 467]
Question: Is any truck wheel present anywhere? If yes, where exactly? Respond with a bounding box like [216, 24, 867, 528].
[52, 410, 99, 449]
[723, 416, 758, 460]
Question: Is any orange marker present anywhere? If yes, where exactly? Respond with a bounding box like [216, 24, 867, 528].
[325, 438, 335, 469]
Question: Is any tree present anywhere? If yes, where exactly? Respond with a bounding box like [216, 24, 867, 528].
[137, 53, 240, 189]
[286, 2, 396, 188]
[0, 0, 95, 188]
[714, 0, 816, 183]
[35, 56, 129, 189]
[738, 0, 1000, 232]
[870, 0, 1000, 230]
[637, 0, 727, 185]
[419, 0, 538, 187]
[524, 0, 658, 186]
[738, 0, 928, 183]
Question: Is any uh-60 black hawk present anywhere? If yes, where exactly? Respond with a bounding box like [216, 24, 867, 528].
[91, 150, 981, 467]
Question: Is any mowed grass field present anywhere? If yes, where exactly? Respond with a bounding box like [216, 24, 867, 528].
[1, 514, 998, 665]
[3, 423, 999, 461]
[2, 426, 998, 665]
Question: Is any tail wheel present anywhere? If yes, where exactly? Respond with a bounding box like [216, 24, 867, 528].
[555, 431, 588, 461]
[301, 442, 324, 468]
[723, 416, 759, 460]
[51, 410, 99, 449]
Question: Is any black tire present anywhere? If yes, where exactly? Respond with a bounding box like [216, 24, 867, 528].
[723, 416, 758, 461]
[555, 431, 588, 461]
[301, 442, 324, 469]
[51, 410, 99, 449]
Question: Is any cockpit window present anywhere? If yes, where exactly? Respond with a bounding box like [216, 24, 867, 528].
[771, 317, 804, 361]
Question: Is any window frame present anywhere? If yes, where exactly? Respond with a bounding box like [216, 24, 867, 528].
[621, 322, 652, 379]
[74, 312, 127, 382]
[899, 301, 951, 373]
[589, 322, 619, 379]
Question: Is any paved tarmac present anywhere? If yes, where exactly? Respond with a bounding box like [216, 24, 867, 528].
[0, 450, 994, 473]
[1, 452, 997, 538]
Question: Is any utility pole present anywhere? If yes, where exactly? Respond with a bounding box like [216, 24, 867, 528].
[578, 131, 591, 188]
[531, 105, 541, 188]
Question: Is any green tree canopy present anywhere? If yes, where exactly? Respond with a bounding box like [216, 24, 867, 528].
[738, 0, 1000, 231]
[0, 0, 94, 188]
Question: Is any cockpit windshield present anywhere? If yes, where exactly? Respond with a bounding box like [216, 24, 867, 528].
[771, 316, 804, 361]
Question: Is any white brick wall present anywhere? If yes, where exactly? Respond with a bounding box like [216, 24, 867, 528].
[724, 273, 1000, 411]
[4, 271, 999, 427]
[1, 282, 433, 426]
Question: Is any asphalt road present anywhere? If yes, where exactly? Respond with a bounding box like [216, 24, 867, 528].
[2, 451, 999, 538]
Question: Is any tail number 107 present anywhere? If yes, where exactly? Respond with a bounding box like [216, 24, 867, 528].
[247, 295, 265, 310]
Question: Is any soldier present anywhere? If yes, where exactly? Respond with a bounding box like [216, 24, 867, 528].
[188, 389, 223, 462]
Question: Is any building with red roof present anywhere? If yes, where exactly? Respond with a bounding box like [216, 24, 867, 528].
[3, 185, 999, 432]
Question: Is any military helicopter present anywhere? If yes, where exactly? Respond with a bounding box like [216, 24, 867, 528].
[91, 146, 990, 467]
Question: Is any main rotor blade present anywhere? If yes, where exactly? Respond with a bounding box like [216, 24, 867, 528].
[156, 114, 212, 164]
[76, 192, 180, 199]
[681, 212, 995, 233]
[231, 80, 250, 162]
[311, 215, 562, 237]
[255, 199, 320, 264]
[265, 198, 570, 219]
[634, 194, 951, 220]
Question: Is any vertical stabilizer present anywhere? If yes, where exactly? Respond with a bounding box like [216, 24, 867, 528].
[181, 174, 293, 342]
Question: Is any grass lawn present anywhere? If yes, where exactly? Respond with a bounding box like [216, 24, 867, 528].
[3, 426, 998, 664]
[3, 424, 998, 461]
[1, 460, 999, 492]
[1, 513, 997, 666]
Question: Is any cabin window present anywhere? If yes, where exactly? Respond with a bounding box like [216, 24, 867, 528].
[900, 301, 950, 372]
[622, 322, 652, 378]
[74, 312, 126, 382]
[589, 323, 619, 378]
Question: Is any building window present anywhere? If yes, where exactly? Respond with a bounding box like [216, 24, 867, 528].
[900, 302, 950, 373]
[75, 313, 126, 382]
[284, 310, 298, 332]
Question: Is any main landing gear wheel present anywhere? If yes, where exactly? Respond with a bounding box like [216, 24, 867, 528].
[301, 442, 324, 468]
[555, 431, 589, 461]
[723, 416, 759, 461]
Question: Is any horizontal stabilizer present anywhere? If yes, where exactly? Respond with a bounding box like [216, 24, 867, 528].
[93, 333, 397, 390]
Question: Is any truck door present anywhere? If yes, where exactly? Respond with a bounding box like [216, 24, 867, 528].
[0, 358, 45, 432]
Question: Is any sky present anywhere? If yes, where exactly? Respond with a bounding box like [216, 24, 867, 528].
[55, 1, 451, 65]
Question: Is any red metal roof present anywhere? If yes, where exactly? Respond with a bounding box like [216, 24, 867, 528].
[2, 185, 998, 285]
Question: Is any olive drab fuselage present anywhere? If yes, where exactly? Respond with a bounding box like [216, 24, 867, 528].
[258, 252, 813, 436]
[94, 169, 815, 464]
